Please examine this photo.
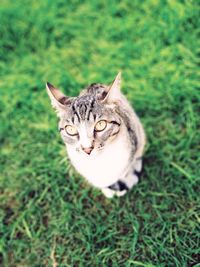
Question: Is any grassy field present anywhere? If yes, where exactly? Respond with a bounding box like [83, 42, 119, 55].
[0, 0, 199, 266]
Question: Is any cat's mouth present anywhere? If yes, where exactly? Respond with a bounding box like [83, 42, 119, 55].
[81, 146, 93, 155]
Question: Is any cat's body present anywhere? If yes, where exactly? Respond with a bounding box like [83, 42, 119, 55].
[67, 122, 130, 188]
[47, 73, 145, 198]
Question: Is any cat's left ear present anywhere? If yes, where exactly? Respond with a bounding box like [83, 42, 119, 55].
[102, 72, 122, 103]
[46, 82, 70, 116]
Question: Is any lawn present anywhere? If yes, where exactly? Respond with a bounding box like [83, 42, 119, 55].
[0, 0, 199, 266]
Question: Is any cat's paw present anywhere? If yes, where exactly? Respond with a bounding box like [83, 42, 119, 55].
[101, 188, 115, 198]
[101, 188, 128, 198]
[115, 190, 127, 197]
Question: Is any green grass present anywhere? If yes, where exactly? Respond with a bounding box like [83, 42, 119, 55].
[0, 0, 199, 266]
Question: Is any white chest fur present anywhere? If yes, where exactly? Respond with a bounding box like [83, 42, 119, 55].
[66, 130, 131, 188]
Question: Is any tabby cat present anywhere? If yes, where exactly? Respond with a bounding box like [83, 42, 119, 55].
[46, 73, 145, 198]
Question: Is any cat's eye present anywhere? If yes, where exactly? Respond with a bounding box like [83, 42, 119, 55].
[65, 125, 78, 136]
[95, 120, 107, 132]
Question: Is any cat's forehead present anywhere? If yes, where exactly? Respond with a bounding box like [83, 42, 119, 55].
[70, 94, 102, 122]
[73, 94, 95, 107]
[64, 83, 116, 123]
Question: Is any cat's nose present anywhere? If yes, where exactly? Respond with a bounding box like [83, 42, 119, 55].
[81, 146, 93, 155]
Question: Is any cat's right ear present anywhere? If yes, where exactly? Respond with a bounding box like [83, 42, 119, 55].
[46, 82, 70, 116]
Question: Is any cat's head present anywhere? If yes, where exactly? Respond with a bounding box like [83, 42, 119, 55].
[46, 73, 124, 156]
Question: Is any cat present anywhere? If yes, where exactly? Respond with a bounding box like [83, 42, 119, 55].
[46, 73, 146, 198]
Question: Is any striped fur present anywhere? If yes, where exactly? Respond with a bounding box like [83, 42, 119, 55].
[46, 73, 146, 198]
